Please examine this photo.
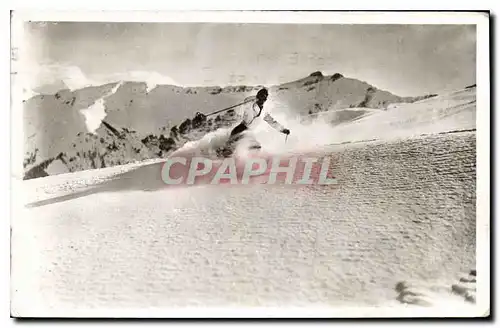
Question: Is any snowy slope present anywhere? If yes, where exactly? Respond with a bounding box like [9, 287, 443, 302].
[12, 86, 480, 316]
[13, 132, 477, 316]
[327, 86, 476, 143]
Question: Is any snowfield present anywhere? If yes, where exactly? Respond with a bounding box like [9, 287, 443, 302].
[12, 85, 480, 317]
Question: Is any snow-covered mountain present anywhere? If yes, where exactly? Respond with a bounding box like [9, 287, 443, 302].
[21, 71, 437, 179]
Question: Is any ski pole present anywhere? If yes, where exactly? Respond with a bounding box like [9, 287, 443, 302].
[204, 98, 254, 117]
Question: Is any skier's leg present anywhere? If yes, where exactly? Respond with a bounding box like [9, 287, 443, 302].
[230, 122, 248, 136]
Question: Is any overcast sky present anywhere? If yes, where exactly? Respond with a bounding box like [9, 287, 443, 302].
[24, 22, 476, 96]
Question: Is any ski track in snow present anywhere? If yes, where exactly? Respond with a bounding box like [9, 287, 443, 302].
[12, 87, 479, 316]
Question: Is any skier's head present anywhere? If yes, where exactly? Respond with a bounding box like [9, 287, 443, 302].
[256, 88, 268, 103]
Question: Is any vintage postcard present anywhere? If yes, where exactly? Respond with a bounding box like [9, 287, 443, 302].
[10, 11, 490, 318]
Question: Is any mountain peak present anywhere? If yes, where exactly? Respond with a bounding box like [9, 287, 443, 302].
[309, 71, 324, 78]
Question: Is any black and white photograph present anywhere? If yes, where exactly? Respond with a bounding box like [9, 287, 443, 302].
[10, 11, 490, 318]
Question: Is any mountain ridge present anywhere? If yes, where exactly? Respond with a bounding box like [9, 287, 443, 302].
[21, 71, 438, 179]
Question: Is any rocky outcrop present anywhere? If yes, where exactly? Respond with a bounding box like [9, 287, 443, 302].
[22, 107, 241, 179]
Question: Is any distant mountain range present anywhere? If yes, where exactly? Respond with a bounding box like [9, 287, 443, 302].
[22, 71, 437, 179]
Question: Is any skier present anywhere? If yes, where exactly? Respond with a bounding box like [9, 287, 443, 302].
[221, 88, 290, 157]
